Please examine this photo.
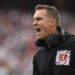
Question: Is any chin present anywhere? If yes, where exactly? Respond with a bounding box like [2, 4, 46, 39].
[37, 36, 43, 40]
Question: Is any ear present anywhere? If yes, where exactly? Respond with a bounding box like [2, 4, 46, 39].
[49, 18, 56, 26]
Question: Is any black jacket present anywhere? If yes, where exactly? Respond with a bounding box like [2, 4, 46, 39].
[33, 31, 75, 75]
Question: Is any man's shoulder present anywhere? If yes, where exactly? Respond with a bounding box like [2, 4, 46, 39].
[67, 34, 75, 42]
[60, 34, 75, 49]
[68, 35, 75, 46]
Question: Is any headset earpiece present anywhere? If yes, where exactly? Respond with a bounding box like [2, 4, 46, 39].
[48, 27, 65, 48]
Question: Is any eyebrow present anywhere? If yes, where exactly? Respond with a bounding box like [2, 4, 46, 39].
[33, 16, 43, 21]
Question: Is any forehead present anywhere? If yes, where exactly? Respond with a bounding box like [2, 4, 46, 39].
[33, 9, 48, 18]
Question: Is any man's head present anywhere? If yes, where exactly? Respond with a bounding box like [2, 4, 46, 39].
[33, 4, 60, 41]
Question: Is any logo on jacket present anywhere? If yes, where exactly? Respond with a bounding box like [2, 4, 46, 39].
[56, 50, 71, 65]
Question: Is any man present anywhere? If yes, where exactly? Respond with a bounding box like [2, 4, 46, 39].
[32, 4, 75, 75]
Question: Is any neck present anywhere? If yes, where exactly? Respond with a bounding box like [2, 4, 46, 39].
[45, 28, 59, 44]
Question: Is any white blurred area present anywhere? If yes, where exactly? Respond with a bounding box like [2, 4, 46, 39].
[0, 9, 37, 75]
[0, 9, 75, 75]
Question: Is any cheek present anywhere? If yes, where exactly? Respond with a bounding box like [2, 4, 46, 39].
[43, 25, 51, 32]
[44, 26, 53, 37]
[42, 27, 49, 37]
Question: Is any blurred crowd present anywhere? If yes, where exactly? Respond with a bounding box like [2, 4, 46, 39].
[0, 9, 75, 75]
[0, 9, 37, 75]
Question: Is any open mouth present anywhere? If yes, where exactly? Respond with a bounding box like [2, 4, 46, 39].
[35, 28, 41, 33]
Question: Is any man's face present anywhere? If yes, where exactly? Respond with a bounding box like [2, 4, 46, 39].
[33, 9, 55, 40]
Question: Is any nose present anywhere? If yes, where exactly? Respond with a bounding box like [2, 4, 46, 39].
[32, 20, 38, 26]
